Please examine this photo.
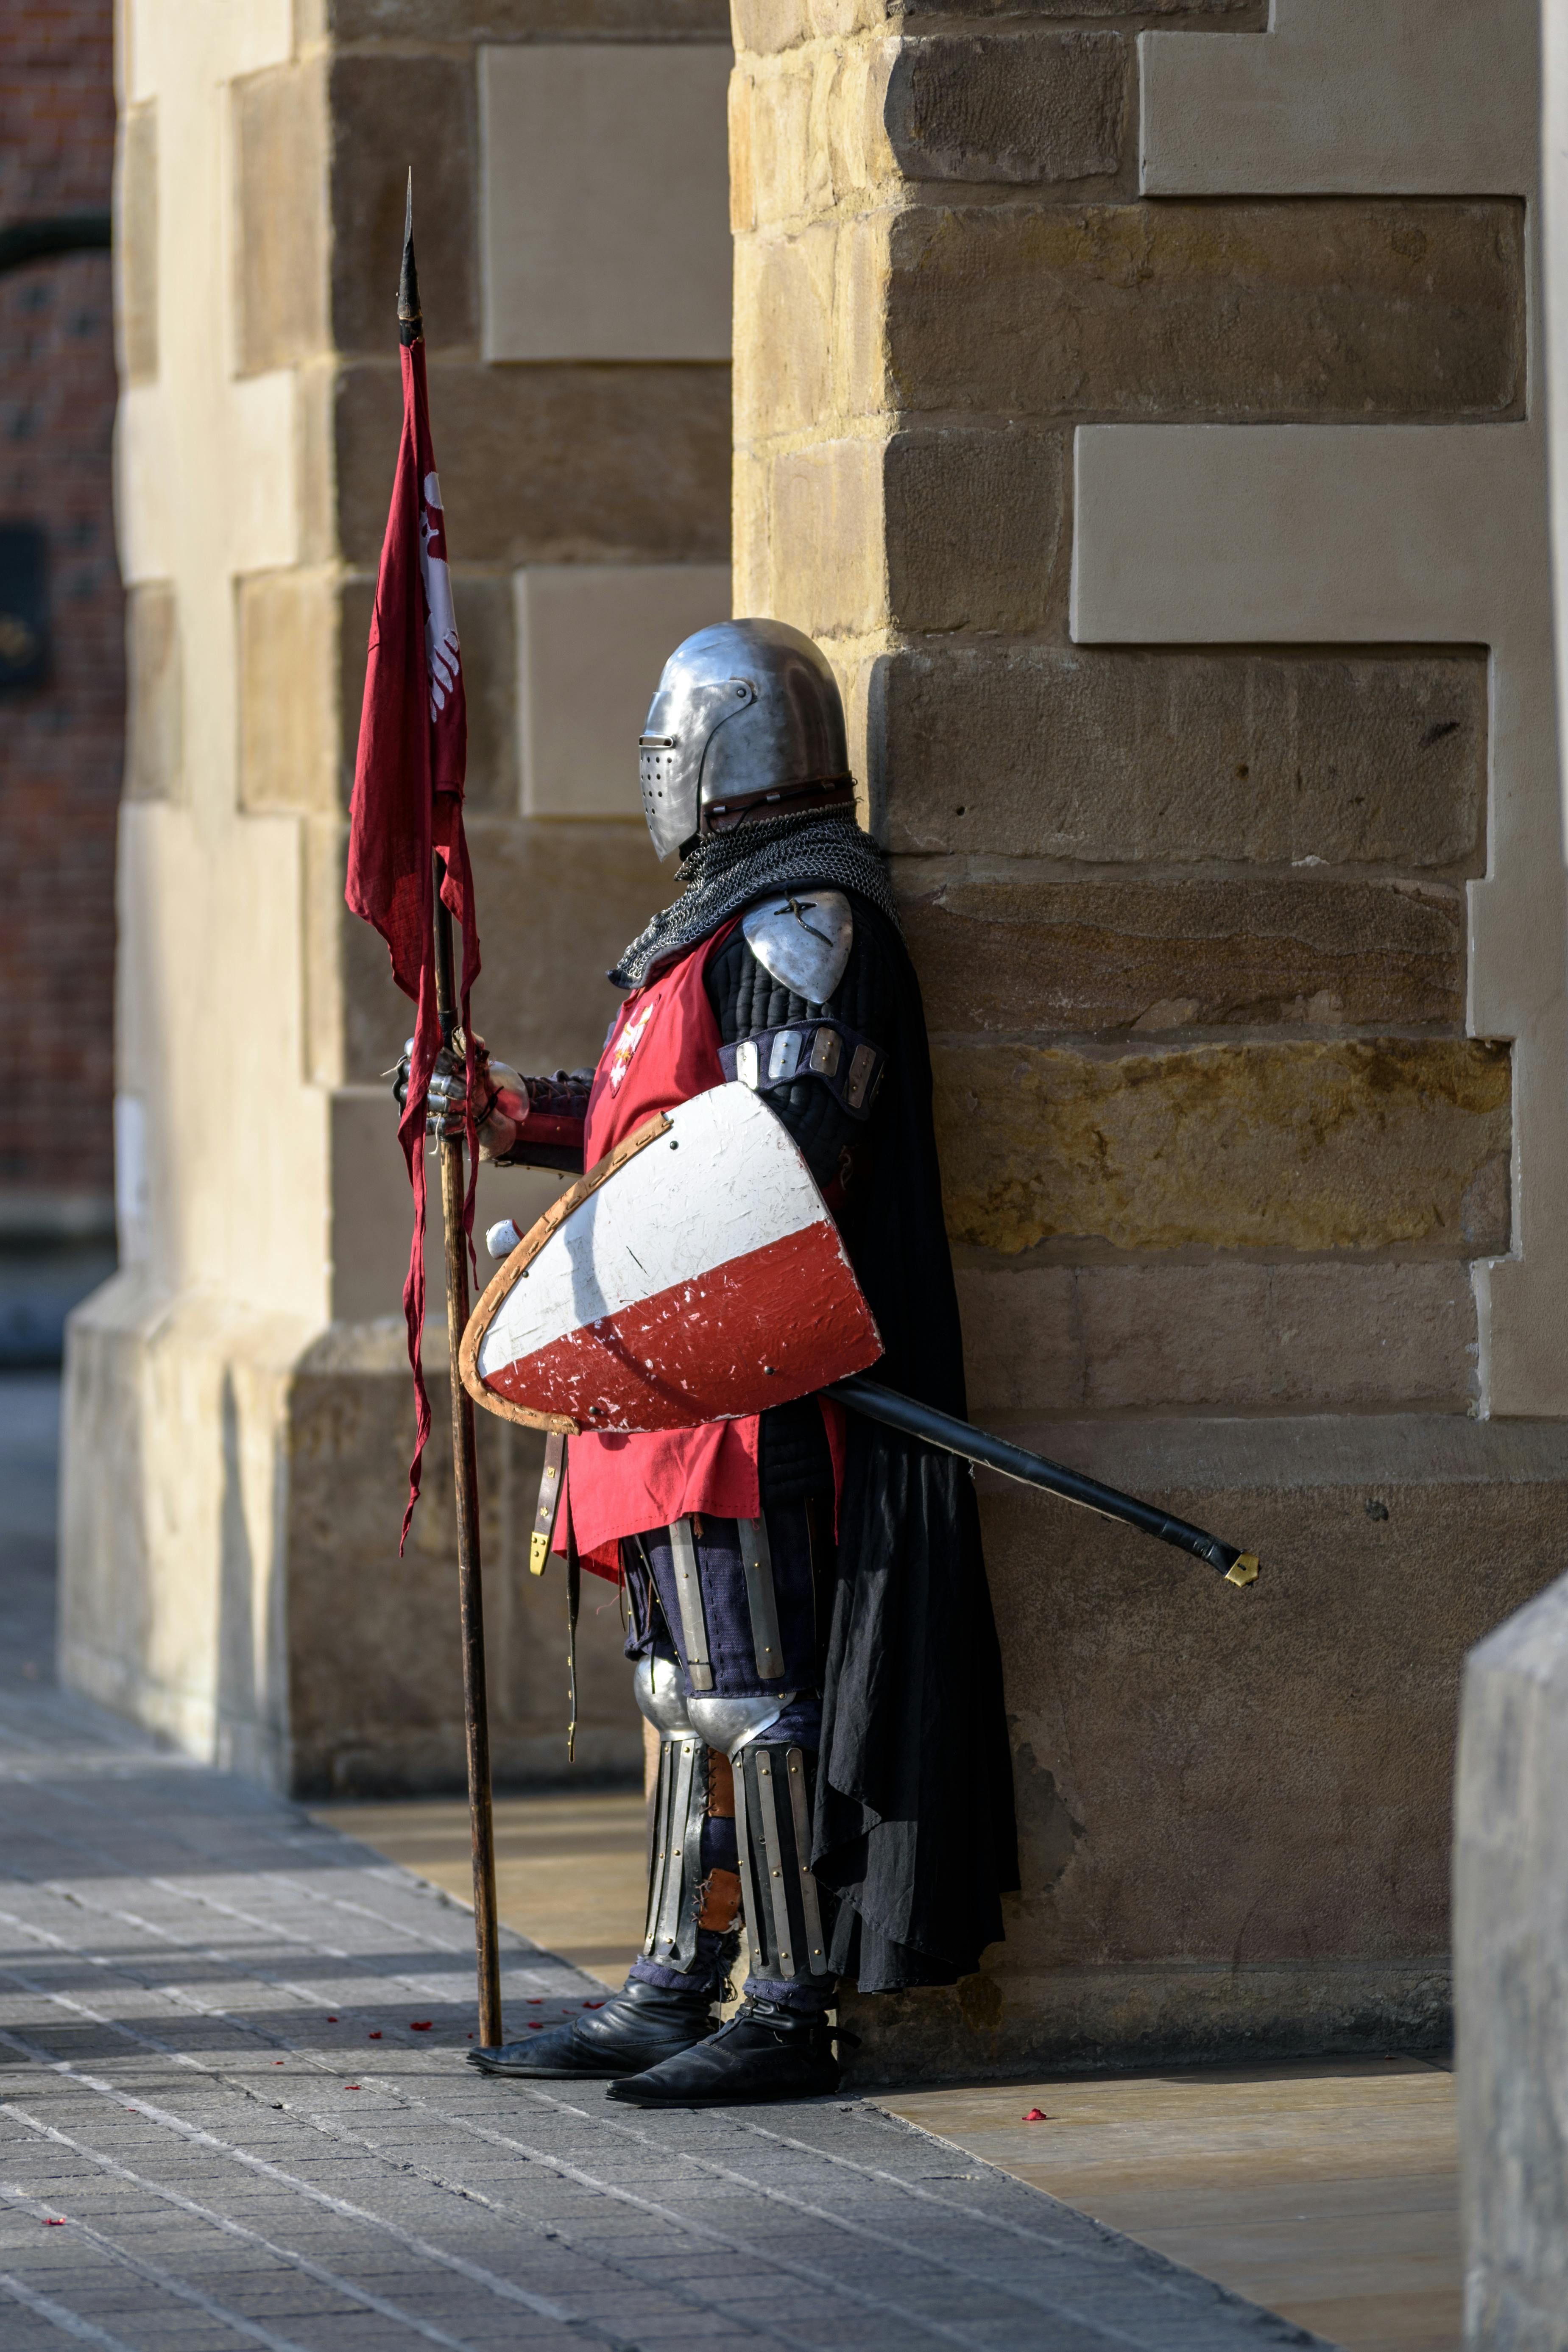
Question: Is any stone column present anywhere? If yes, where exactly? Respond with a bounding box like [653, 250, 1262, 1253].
[63, 0, 733, 1793]
[734, 0, 1568, 2074]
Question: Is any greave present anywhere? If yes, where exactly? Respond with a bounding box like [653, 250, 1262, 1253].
[733, 1743, 829, 1980]
[643, 1735, 741, 1971]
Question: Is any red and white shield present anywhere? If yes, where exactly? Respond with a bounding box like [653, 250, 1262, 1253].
[459, 1083, 882, 1434]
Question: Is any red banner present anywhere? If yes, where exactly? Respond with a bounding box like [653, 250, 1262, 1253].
[346, 334, 480, 1542]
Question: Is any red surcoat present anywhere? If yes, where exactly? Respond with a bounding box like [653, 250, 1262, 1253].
[555, 921, 760, 1573]
[551, 919, 843, 1574]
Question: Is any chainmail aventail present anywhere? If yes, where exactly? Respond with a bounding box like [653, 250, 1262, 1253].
[610, 811, 900, 991]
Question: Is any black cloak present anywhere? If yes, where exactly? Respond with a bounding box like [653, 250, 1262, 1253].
[794, 893, 1019, 1991]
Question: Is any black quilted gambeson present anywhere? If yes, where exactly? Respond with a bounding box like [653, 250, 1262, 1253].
[703, 903, 896, 1195]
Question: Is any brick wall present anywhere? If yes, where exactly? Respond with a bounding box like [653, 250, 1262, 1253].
[0, 0, 120, 1215]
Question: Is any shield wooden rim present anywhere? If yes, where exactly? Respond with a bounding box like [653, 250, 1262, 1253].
[458, 1110, 672, 1434]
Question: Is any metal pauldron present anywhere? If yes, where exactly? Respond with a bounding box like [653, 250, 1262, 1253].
[718, 1019, 885, 1120]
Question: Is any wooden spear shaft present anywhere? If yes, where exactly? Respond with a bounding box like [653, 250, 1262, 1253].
[432, 864, 504, 2049]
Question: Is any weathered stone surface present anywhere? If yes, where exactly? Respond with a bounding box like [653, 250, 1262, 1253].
[879, 646, 1486, 866]
[841, 1413, 1568, 2081]
[238, 569, 337, 813]
[341, 815, 664, 1085]
[59, 1280, 641, 1793]
[738, 224, 846, 442]
[885, 32, 1125, 185]
[329, 55, 478, 357]
[116, 100, 158, 386]
[768, 437, 886, 635]
[932, 1037, 1511, 1254]
[123, 582, 181, 803]
[885, 428, 1066, 631]
[233, 61, 329, 377]
[1456, 1575, 1568, 2352]
[958, 1260, 1478, 1413]
[735, 0, 1258, 56]
[761, 430, 1068, 636]
[904, 873, 1463, 1033]
[336, 361, 732, 566]
[287, 1336, 639, 1794]
[886, 200, 1526, 421]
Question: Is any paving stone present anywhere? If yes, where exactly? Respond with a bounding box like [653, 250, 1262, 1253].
[0, 1523, 1326, 2349]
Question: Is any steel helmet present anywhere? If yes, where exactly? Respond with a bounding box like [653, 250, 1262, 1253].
[638, 618, 851, 859]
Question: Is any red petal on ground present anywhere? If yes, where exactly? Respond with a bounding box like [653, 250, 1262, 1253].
[1023, 2109, 1049, 2123]
[326, 2016, 338, 2023]
[42, 2218, 64, 2226]
[410, 2021, 433, 2030]
[583, 2001, 604, 2009]
[368, 2031, 382, 2039]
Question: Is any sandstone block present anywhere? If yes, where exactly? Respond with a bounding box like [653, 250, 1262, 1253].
[239, 569, 338, 815]
[884, 429, 1066, 633]
[884, 32, 1125, 185]
[287, 1338, 639, 1795]
[886, 200, 1525, 420]
[768, 438, 886, 635]
[123, 582, 181, 803]
[762, 430, 1067, 639]
[842, 1413, 1568, 2080]
[1456, 1574, 1568, 2351]
[734, 226, 839, 438]
[878, 645, 1485, 866]
[932, 1037, 1511, 1255]
[734, 0, 1256, 53]
[330, 56, 479, 357]
[341, 815, 664, 1086]
[233, 61, 329, 377]
[958, 1260, 1477, 1414]
[336, 362, 732, 567]
[115, 100, 158, 387]
[903, 873, 1463, 1034]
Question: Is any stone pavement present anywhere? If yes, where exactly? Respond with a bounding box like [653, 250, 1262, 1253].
[0, 1375, 1327, 2351]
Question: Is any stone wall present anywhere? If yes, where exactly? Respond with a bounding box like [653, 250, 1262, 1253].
[729, 0, 1568, 2076]
[1455, 1571, 1568, 2351]
[63, 0, 734, 1792]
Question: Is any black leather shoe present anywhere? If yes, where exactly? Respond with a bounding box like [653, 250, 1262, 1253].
[467, 1978, 718, 2079]
[605, 1997, 843, 2106]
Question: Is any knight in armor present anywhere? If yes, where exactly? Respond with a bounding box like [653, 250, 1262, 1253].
[396, 619, 1018, 2105]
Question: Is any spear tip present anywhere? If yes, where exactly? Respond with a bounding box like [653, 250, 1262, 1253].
[398, 166, 422, 342]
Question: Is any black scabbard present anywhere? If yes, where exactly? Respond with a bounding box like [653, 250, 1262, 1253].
[826, 1375, 1259, 1586]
